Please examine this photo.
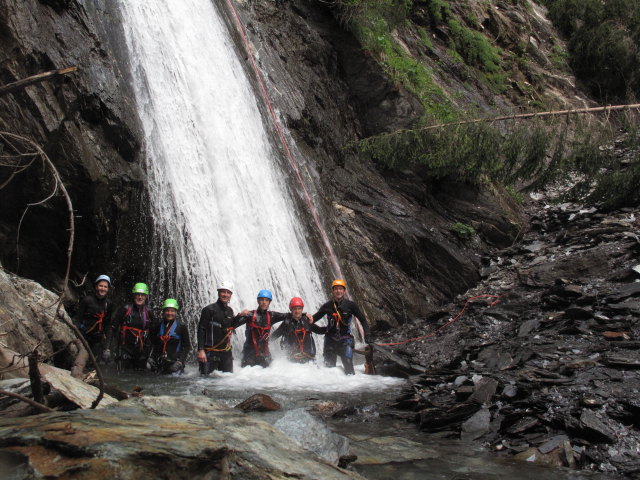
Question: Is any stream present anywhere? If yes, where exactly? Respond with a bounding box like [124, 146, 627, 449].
[103, 357, 614, 480]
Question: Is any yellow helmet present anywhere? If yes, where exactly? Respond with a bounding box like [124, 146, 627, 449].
[332, 279, 347, 289]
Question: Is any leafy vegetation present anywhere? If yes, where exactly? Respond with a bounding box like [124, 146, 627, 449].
[540, 0, 640, 101]
[331, 0, 510, 121]
[451, 222, 476, 240]
[354, 109, 640, 208]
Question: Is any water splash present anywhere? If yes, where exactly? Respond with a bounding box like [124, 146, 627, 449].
[117, 1, 326, 332]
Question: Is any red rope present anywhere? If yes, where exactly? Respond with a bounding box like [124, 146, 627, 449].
[224, 0, 343, 281]
[375, 295, 501, 346]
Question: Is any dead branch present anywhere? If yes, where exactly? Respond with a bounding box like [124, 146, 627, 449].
[27, 352, 45, 405]
[0, 388, 54, 413]
[0, 67, 77, 97]
[366, 103, 640, 142]
[0, 131, 105, 409]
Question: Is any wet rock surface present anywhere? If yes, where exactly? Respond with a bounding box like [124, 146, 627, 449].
[0, 395, 364, 479]
[0, 267, 78, 369]
[380, 198, 640, 476]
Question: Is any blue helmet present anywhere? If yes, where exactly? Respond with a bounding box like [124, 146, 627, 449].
[257, 289, 273, 301]
[95, 274, 111, 286]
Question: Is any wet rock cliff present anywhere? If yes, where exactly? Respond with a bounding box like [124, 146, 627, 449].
[0, 0, 149, 295]
[1, 0, 588, 330]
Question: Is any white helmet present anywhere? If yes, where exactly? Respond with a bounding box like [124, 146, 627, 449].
[217, 281, 234, 292]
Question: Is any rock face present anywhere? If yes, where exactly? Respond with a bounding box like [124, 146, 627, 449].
[0, 0, 590, 330]
[0, 267, 78, 369]
[0, 0, 150, 295]
[0, 395, 365, 479]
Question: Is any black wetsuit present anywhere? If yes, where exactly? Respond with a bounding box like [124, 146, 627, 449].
[313, 299, 370, 375]
[107, 304, 155, 370]
[197, 300, 241, 374]
[237, 309, 287, 368]
[271, 313, 326, 362]
[74, 293, 111, 359]
[150, 319, 191, 374]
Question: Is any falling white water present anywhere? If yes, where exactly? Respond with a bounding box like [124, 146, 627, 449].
[117, 0, 327, 330]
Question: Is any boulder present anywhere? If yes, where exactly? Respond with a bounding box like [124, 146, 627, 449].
[0, 396, 364, 479]
[0, 269, 80, 372]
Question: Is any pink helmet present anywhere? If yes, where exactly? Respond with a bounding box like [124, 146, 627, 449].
[289, 297, 304, 309]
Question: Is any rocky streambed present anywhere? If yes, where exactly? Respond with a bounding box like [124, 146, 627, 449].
[377, 195, 639, 477]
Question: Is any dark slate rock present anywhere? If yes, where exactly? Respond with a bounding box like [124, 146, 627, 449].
[461, 408, 491, 441]
[538, 435, 569, 454]
[469, 377, 499, 405]
[577, 410, 617, 444]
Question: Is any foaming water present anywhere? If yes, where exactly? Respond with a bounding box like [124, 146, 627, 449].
[197, 358, 404, 393]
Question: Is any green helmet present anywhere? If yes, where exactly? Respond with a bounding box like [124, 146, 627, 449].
[162, 298, 179, 310]
[131, 282, 149, 295]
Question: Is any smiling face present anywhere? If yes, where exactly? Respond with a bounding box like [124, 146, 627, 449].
[290, 305, 303, 320]
[217, 289, 232, 305]
[332, 285, 346, 302]
[133, 293, 147, 306]
[95, 280, 109, 298]
[257, 297, 271, 311]
[163, 308, 177, 321]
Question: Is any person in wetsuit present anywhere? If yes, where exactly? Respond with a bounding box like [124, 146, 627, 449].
[271, 297, 326, 363]
[197, 281, 248, 375]
[74, 274, 112, 361]
[150, 298, 191, 374]
[105, 282, 155, 370]
[312, 279, 372, 375]
[237, 289, 288, 368]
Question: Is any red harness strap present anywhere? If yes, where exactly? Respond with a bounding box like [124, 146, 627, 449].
[85, 311, 105, 334]
[159, 321, 175, 354]
[293, 327, 307, 353]
[249, 310, 271, 357]
[122, 326, 148, 351]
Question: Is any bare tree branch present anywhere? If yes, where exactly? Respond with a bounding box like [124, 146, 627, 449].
[0, 389, 54, 413]
[0, 131, 105, 409]
[0, 67, 77, 97]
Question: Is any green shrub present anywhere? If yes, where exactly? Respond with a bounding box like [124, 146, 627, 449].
[542, 0, 640, 101]
[451, 222, 476, 240]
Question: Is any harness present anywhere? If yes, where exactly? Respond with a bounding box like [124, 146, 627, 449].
[120, 305, 149, 351]
[331, 301, 350, 334]
[85, 311, 105, 335]
[249, 310, 271, 357]
[205, 327, 234, 352]
[158, 320, 181, 354]
[293, 323, 308, 353]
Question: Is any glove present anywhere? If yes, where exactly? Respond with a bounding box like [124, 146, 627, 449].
[101, 349, 112, 362]
[364, 335, 374, 345]
[169, 361, 184, 373]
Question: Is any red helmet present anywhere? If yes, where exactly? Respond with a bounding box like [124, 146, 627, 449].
[289, 297, 304, 309]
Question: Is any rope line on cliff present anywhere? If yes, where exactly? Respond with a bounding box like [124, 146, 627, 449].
[224, 0, 343, 281]
[375, 294, 501, 346]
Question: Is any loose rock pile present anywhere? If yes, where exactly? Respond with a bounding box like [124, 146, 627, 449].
[381, 199, 639, 476]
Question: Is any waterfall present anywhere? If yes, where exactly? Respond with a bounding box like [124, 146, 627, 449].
[117, 1, 327, 331]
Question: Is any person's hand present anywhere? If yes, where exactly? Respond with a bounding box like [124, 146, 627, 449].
[364, 335, 374, 345]
[306, 314, 314, 323]
[197, 350, 207, 363]
[239, 309, 250, 316]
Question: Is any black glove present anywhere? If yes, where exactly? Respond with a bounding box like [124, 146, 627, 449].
[169, 360, 184, 373]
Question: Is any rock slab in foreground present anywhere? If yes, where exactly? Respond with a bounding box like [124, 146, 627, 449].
[0, 395, 364, 479]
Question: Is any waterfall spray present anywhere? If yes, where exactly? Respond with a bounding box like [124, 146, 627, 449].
[117, 1, 327, 345]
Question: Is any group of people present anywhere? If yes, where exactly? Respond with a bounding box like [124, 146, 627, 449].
[73, 276, 372, 376]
